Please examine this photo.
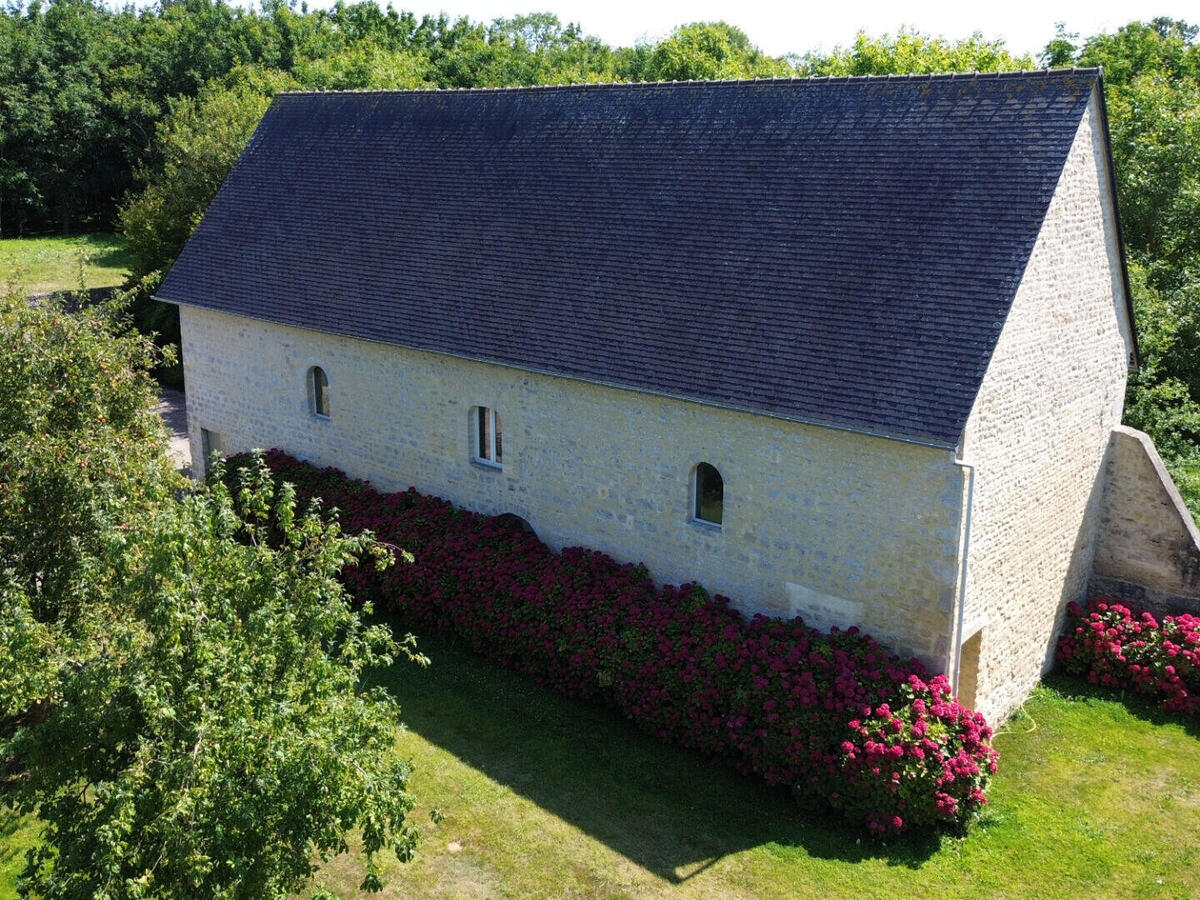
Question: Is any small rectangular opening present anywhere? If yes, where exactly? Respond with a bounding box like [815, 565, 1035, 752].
[958, 629, 983, 711]
[200, 428, 223, 476]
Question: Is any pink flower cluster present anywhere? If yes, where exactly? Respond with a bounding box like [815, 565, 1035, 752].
[1057, 597, 1200, 716]
[230, 450, 998, 834]
[837, 680, 997, 833]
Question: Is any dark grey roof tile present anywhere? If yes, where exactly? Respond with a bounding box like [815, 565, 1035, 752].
[158, 72, 1100, 446]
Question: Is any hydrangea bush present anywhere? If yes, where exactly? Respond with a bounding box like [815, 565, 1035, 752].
[1057, 597, 1200, 716]
[224, 450, 998, 834]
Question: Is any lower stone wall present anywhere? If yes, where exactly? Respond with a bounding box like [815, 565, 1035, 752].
[1090, 425, 1200, 617]
[178, 305, 964, 668]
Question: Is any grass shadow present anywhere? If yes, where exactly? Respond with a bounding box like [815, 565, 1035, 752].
[1040, 669, 1200, 739]
[0, 804, 32, 874]
[75, 232, 134, 268]
[0, 808, 22, 841]
[369, 630, 948, 885]
[84, 249, 133, 274]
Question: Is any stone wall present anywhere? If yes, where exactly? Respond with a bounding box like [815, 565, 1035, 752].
[180, 304, 965, 667]
[956, 88, 1136, 723]
[1090, 425, 1200, 616]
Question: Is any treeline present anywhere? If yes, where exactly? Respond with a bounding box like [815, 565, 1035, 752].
[1053, 20, 1200, 501]
[2, 2, 1199, 496]
[0, 0, 1035, 239]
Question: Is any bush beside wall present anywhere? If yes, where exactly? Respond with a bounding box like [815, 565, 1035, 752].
[224, 450, 998, 834]
[1057, 597, 1200, 716]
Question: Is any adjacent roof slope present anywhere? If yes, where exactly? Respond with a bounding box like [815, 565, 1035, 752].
[158, 70, 1103, 446]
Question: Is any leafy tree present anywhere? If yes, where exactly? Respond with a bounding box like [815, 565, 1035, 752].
[293, 43, 428, 91]
[1070, 22, 1200, 269]
[130, 0, 278, 109]
[417, 14, 495, 87]
[119, 73, 284, 379]
[0, 284, 427, 895]
[0, 287, 175, 641]
[0, 0, 120, 234]
[0, 283, 174, 721]
[636, 22, 790, 82]
[1104, 74, 1200, 269]
[485, 13, 616, 85]
[1075, 17, 1199, 87]
[801, 29, 1033, 75]
[320, 0, 425, 54]
[418, 13, 611, 88]
[5, 456, 426, 898]
[1041, 24, 1079, 68]
[120, 74, 283, 283]
[1120, 264, 1200, 461]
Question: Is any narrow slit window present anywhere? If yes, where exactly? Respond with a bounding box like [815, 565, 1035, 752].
[309, 366, 330, 417]
[475, 406, 502, 467]
[694, 462, 723, 526]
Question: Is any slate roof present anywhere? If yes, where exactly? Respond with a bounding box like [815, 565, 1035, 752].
[158, 70, 1109, 447]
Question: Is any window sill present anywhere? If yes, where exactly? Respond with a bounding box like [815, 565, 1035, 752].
[471, 458, 503, 471]
[690, 518, 722, 534]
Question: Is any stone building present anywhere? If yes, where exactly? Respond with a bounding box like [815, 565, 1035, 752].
[158, 70, 1197, 722]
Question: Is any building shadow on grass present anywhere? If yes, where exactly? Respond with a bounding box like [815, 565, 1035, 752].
[369, 631, 947, 885]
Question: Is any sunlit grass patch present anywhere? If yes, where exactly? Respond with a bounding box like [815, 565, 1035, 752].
[0, 232, 133, 295]
[302, 637, 1200, 899]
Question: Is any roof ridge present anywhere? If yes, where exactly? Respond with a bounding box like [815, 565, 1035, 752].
[275, 67, 1102, 97]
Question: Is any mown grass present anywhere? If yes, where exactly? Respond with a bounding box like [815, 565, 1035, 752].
[4, 637, 1198, 899]
[305, 635, 1200, 899]
[0, 232, 133, 295]
[0, 806, 37, 900]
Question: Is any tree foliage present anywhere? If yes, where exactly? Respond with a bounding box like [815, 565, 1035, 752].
[6, 458, 424, 898]
[0, 288, 426, 897]
[1051, 19, 1200, 492]
[0, 0, 127, 235]
[637, 22, 788, 81]
[120, 77, 280, 283]
[800, 29, 1033, 75]
[0, 288, 174, 639]
[117, 72, 286, 379]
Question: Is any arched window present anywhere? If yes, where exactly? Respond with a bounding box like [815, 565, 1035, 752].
[309, 366, 330, 418]
[694, 462, 723, 526]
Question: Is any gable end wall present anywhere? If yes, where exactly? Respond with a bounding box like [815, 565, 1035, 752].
[960, 89, 1133, 722]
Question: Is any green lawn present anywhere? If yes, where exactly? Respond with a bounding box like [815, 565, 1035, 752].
[5, 636, 1199, 899]
[0, 806, 37, 900]
[308, 635, 1200, 899]
[0, 232, 133, 295]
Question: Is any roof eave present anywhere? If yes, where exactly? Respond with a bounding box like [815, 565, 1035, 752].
[158, 295, 961, 452]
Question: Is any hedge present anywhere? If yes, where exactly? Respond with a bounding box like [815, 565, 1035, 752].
[222, 450, 998, 834]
